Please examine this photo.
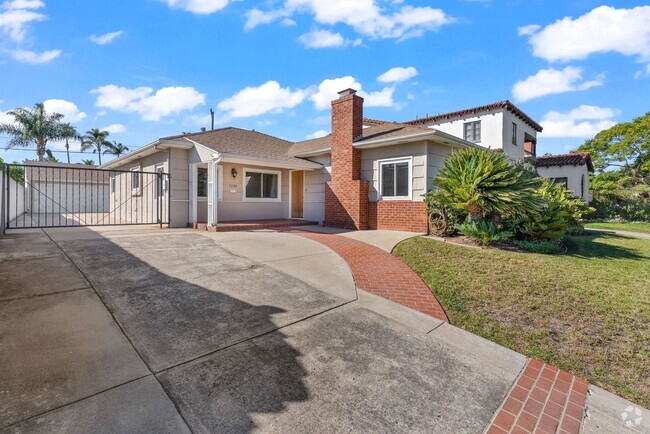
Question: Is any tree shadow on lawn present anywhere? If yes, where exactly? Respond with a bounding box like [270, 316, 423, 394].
[563, 232, 647, 260]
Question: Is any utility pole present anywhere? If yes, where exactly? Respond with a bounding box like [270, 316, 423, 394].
[210, 109, 215, 131]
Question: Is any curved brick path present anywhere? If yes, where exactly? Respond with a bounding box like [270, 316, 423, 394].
[287, 230, 449, 323]
[487, 358, 588, 434]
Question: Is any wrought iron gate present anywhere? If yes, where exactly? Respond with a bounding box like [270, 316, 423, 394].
[1, 163, 170, 230]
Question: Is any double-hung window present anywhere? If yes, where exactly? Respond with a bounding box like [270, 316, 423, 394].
[464, 121, 481, 143]
[512, 122, 518, 145]
[244, 169, 280, 200]
[379, 158, 411, 200]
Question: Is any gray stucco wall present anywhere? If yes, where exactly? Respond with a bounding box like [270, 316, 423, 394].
[303, 154, 331, 223]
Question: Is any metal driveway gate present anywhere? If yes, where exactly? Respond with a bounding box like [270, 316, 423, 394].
[1, 163, 170, 231]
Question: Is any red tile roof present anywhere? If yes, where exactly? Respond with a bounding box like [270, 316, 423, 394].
[404, 100, 543, 132]
[535, 152, 594, 172]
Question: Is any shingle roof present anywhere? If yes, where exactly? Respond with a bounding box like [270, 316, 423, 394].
[163, 127, 313, 165]
[362, 117, 389, 126]
[24, 161, 110, 183]
[404, 100, 543, 132]
[289, 122, 431, 156]
[535, 153, 594, 172]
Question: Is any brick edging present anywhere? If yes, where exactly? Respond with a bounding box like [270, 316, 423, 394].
[487, 358, 588, 434]
[286, 229, 449, 323]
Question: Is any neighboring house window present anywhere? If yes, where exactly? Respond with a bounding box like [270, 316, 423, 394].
[197, 168, 208, 198]
[581, 173, 585, 198]
[464, 121, 481, 142]
[512, 123, 518, 145]
[244, 169, 280, 200]
[111, 176, 115, 193]
[379, 158, 412, 199]
[550, 177, 568, 188]
[130, 167, 141, 195]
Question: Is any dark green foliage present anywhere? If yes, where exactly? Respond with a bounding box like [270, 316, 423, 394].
[429, 148, 591, 249]
[434, 148, 543, 221]
[0, 157, 25, 183]
[455, 219, 513, 246]
[515, 239, 563, 254]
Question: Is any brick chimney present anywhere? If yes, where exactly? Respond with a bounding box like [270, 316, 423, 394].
[324, 89, 369, 230]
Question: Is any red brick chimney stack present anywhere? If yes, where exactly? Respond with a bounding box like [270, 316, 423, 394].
[324, 88, 369, 230]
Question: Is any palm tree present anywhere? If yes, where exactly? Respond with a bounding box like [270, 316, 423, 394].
[80, 128, 111, 165]
[434, 148, 544, 221]
[103, 141, 130, 158]
[59, 123, 80, 164]
[0, 103, 66, 161]
[81, 159, 95, 165]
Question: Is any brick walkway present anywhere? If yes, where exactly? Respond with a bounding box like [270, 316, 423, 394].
[287, 230, 449, 323]
[487, 358, 588, 434]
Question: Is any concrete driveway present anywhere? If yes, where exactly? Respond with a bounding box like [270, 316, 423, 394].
[1, 226, 527, 433]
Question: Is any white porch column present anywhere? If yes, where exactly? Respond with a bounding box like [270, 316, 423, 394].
[207, 161, 219, 226]
[189, 163, 198, 224]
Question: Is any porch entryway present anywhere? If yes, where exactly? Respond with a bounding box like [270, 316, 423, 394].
[187, 218, 317, 232]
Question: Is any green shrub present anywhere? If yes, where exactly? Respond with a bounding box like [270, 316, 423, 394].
[455, 219, 513, 246]
[515, 239, 563, 254]
[423, 189, 465, 236]
[434, 148, 543, 221]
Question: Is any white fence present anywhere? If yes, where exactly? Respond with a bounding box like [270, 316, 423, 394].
[1, 172, 26, 223]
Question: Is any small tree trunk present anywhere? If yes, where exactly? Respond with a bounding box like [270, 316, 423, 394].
[65, 140, 70, 164]
[37, 141, 45, 161]
[98, 146, 102, 165]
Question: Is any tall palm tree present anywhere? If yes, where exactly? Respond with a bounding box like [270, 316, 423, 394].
[80, 128, 111, 165]
[103, 141, 130, 158]
[0, 103, 66, 161]
[59, 123, 80, 164]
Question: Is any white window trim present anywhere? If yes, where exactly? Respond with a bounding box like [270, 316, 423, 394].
[377, 156, 413, 201]
[242, 167, 282, 202]
[130, 165, 142, 196]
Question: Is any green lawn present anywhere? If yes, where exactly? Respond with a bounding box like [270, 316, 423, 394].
[394, 233, 650, 407]
[586, 222, 650, 234]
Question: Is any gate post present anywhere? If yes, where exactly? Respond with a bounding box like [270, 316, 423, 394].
[1, 163, 6, 237]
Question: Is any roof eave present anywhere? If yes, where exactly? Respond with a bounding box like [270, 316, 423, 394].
[353, 129, 480, 150]
[218, 153, 322, 170]
[100, 139, 193, 169]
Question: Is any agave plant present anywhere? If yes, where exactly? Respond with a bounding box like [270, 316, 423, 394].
[433, 148, 544, 221]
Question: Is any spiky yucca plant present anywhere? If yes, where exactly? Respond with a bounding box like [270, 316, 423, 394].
[434, 148, 544, 221]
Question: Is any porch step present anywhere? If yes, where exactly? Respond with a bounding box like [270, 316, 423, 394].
[187, 219, 318, 232]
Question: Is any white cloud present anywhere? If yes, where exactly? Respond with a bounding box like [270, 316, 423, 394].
[281, 18, 296, 26]
[305, 129, 328, 139]
[540, 105, 618, 138]
[217, 81, 307, 118]
[244, 8, 289, 30]
[634, 64, 650, 79]
[0, 107, 16, 125]
[7, 48, 60, 63]
[512, 66, 603, 102]
[378, 66, 418, 83]
[0, 0, 45, 43]
[101, 123, 126, 134]
[43, 99, 87, 123]
[517, 24, 540, 36]
[310, 75, 395, 109]
[89, 30, 124, 45]
[522, 6, 650, 64]
[159, 0, 230, 14]
[246, 0, 453, 41]
[91, 85, 206, 121]
[298, 29, 358, 48]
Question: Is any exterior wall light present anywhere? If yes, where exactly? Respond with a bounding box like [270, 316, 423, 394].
[231, 168, 238, 178]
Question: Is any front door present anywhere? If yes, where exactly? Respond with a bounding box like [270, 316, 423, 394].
[291, 171, 304, 219]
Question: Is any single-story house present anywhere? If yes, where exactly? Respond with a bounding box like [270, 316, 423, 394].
[533, 153, 594, 202]
[102, 88, 480, 231]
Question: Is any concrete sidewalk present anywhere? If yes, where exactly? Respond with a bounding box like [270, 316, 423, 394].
[0, 226, 646, 433]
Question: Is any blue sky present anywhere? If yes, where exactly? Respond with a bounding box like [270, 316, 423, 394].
[1, 0, 649, 164]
